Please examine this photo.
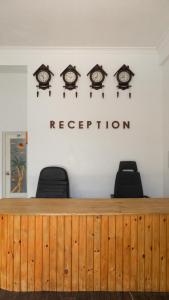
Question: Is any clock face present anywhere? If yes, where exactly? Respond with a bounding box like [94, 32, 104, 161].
[64, 71, 77, 84]
[91, 71, 104, 83]
[37, 70, 50, 84]
[118, 71, 131, 83]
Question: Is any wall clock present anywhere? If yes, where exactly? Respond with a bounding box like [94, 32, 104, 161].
[33, 64, 54, 97]
[114, 64, 135, 98]
[87, 64, 107, 98]
[60, 65, 81, 98]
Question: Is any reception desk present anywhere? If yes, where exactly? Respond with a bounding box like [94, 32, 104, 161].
[0, 198, 169, 292]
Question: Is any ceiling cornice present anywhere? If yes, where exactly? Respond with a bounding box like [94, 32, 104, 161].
[0, 46, 157, 53]
[0, 46, 158, 66]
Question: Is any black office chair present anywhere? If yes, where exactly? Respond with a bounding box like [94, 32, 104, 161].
[36, 166, 70, 198]
[111, 161, 147, 198]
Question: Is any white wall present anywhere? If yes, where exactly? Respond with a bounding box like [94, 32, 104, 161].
[0, 66, 27, 197]
[158, 32, 169, 197]
[0, 49, 163, 198]
[161, 58, 169, 196]
[26, 49, 163, 198]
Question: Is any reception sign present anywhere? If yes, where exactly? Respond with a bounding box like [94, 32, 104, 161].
[50, 120, 130, 130]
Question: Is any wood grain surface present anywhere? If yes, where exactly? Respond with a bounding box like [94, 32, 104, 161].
[0, 198, 169, 215]
[0, 198, 169, 292]
[0, 213, 168, 292]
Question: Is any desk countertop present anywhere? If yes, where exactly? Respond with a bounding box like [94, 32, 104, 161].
[0, 198, 169, 215]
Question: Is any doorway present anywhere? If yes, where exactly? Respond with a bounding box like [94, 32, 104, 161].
[3, 131, 27, 198]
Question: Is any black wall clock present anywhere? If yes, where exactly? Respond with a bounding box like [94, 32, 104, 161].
[60, 65, 81, 97]
[114, 65, 135, 97]
[87, 64, 107, 90]
[87, 64, 107, 98]
[33, 64, 54, 97]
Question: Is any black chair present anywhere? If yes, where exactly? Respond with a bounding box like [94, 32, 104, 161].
[111, 161, 147, 198]
[36, 166, 70, 198]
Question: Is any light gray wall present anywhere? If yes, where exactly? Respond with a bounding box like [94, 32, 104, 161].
[0, 49, 164, 198]
[162, 58, 169, 196]
[0, 66, 27, 197]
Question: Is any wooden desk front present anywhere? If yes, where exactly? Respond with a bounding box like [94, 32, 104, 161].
[0, 198, 169, 292]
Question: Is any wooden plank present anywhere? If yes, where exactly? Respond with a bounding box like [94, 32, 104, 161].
[86, 216, 94, 291]
[57, 216, 64, 291]
[130, 216, 138, 291]
[42, 216, 50, 291]
[72, 216, 79, 291]
[1, 204, 169, 293]
[49, 216, 57, 291]
[35, 216, 42, 291]
[123, 215, 130, 291]
[7, 215, 14, 291]
[1, 198, 169, 216]
[20, 216, 28, 292]
[94, 215, 101, 291]
[100, 216, 108, 291]
[79, 216, 87, 291]
[137, 215, 145, 291]
[1, 215, 8, 290]
[167, 216, 169, 291]
[27, 216, 35, 291]
[108, 216, 116, 291]
[64, 216, 72, 291]
[152, 215, 160, 291]
[144, 215, 152, 291]
[160, 214, 167, 291]
[13, 216, 21, 291]
[115, 215, 123, 291]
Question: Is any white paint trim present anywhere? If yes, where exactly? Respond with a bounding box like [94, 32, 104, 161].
[0, 46, 157, 55]
[0, 46, 156, 51]
[157, 29, 169, 65]
[0, 46, 158, 66]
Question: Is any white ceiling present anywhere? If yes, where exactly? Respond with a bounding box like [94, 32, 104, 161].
[0, 0, 169, 48]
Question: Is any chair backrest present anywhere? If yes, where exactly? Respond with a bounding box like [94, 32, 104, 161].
[114, 161, 144, 198]
[36, 167, 70, 198]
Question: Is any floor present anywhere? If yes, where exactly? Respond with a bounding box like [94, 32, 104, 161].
[0, 291, 169, 300]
